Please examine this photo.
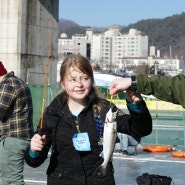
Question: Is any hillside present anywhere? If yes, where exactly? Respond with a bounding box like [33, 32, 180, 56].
[59, 12, 185, 59]
[58, 19, 106, 37]
[120, 12, 185, 59]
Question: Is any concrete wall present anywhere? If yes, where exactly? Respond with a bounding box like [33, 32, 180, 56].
[0, 0, 59, 85]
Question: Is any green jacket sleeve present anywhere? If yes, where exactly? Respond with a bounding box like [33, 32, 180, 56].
[136, 74, 185, 108]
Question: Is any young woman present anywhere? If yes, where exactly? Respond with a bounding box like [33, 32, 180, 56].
[24, 54, 152, 185]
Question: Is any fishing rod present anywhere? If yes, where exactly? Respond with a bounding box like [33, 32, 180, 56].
[40, 19, 53, 129]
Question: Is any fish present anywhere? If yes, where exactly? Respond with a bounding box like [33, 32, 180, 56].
[98, 108, 117, 175]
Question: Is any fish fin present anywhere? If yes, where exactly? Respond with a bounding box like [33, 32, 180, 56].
[99, 151, 104, 158]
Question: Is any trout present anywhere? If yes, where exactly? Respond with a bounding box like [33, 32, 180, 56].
[98, 108, 117, 175]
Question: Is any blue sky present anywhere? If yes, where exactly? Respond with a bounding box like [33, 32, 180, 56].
[59, 0, 185, 27]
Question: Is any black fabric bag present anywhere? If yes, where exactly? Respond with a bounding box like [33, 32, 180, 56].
[136, 173, 172, 185]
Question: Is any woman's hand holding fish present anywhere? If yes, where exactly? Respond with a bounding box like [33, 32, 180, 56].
[126, 89, 142, 103]
[31, 134, 46, 152]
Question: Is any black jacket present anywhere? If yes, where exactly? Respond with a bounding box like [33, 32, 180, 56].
[25, 91, 152, 185]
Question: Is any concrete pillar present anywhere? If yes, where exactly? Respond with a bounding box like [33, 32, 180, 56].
[0, 0, 59, 85]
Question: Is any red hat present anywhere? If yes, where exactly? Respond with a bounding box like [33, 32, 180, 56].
[0, 61, 7, 76]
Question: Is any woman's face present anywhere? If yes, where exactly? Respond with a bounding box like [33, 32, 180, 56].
[61, 66, 92, 102]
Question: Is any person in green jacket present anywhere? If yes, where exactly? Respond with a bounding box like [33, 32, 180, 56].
[109, 74, 185, 108]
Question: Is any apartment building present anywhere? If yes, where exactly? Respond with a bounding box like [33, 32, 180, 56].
[58, 29, 92, 62]
[58, 27, 148, 68]
[58, 27, 184, 76]
[121, 56, 184, 76]
[91, 27, 148, 70]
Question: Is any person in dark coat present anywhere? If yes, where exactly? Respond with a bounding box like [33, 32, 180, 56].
[109, 74, 185, 108]
[0, 61, 34, 184]
[24, 54, 152, 185]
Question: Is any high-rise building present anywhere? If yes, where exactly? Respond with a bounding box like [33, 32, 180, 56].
[58, 27, 148, 72]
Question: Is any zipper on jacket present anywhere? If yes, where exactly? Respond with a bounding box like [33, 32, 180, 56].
[74, 119, 80, 133]
[71, 113, 81, 133]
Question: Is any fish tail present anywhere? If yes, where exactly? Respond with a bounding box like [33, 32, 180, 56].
[96, 165, 107, 176]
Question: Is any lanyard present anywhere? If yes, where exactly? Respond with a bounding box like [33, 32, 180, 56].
[71, 96, 114, 143]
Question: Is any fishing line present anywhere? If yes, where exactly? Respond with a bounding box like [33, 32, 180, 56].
[110, 95, 113, 103]
[109, 76, 124, 109]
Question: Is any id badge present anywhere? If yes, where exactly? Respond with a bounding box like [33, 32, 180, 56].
[72, 132, 91, 151]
